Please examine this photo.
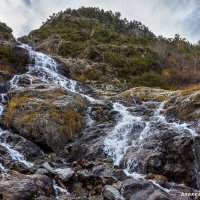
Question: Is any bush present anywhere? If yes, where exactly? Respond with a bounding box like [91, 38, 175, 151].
[139, 71, 165, 87]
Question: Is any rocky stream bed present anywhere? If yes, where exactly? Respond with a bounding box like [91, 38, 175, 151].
[0, 43, 199, 200]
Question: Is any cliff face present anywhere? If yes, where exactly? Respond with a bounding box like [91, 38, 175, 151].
[0, 9, 199, 199]
[0, 22, 30, 94]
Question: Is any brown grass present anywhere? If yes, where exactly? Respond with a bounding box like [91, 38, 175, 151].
[0, 64, 14, 74]
[181, 83, 200, 95]
[4, 94, 32, 126]
[50, 108, 83, 138]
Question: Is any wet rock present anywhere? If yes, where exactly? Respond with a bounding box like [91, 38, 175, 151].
[92, 163, 127, 181]
[0, 131, 44, 161]
[103, 185, 121, 200]
[0, 170, 54, 199]
[120, 129, 200, 189]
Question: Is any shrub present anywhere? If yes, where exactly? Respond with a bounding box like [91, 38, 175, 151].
[139, 71, 165, 87]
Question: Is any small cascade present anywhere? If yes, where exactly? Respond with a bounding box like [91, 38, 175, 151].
[0, 141, 33, 168]
[103, 100, 198, 182]
[0, 90, 33, 170]
[104, 102, 142, 165]
[138, 101, 197, 144]
[14, 44, 97, 102]
[85, 107, 95, 127]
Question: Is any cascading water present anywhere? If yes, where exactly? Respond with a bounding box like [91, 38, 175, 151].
[0, 96, 33, 169]
[104, 102, 142, 165]
[103, 100, 198, 182]
[0, 43, 198, 196]
[10, 44, 96, 102]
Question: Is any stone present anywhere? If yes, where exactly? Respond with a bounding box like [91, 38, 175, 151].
[103, 185, 121, 200]
[0, 171, 54, 199]
[42, 162, 55, 174]
[54, 167, 74, 181]
[3, 84, 87, 154]
[35, 168, 49, 175]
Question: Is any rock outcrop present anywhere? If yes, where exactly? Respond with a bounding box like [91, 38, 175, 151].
[3, 83, 87, 153]
[0, 170, 54, 199]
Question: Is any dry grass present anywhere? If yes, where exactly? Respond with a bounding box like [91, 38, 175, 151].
[50, 108, 83, 138]
[4, 94, 32, 126]
[181, 83, 200, 95]
[5, 90, 84, 138]
[0, 64, 14, 74]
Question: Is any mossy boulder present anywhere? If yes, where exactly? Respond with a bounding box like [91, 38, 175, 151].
[0, 22, 14, 41]
[112, 86, 181, 103]
[2, 83, 87, 154]
[164, 90, 200, 122]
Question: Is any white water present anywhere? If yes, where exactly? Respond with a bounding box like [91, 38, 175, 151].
[10, 44, 96, 102]
[0, 43, 198, 194]
[104, 102, 142, 165]
[103, 100, 197, 178]
[2, 42, 94, 171]
[0, 106, 33, 169]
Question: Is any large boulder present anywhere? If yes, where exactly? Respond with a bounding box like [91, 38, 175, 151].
[121, 178, 191, 200]
[112, 86, 181, 103]
[0, 130, 44, 172]
[164, 90, 200, 122]
[0, 170, 54, 199]
[121, 134, 200, 189]
[2, 83, 87, 154]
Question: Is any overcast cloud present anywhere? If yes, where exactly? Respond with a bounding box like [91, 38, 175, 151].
[0, 0, 199, 43]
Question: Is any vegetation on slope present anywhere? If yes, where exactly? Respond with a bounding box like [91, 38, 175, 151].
[20, 7, 200, 89]
[0, 22, 29, 83]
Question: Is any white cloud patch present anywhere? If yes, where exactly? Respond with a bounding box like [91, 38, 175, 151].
[0, 0, 70, 37]
[0, 0, 199, 43]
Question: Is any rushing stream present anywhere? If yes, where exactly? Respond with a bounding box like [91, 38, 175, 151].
[0, 43, 198, 196]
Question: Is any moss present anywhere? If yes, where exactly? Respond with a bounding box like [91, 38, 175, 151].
[5, 91, 84, 139]
[181, 84, 200, 96]
[19, 112, 36, 126]
[4, 94, 32, 126]
[48, 107, 83, 138]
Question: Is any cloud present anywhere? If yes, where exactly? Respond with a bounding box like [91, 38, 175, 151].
[0, 0, 69, 37]
[0, 0, 199, 43]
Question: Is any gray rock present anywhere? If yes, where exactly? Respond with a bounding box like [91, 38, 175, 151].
[103, 185, 121, 200]
[54, 167, 74, 181]
[35, 168, 49, 175]
[0, 171, 54, 199]
[42, 162, 55, 174]
[147, 189, 169, 200]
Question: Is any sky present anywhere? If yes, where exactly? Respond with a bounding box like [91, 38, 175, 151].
[0, 0, 199, 43]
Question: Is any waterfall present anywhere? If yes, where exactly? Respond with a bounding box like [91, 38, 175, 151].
[0, 43, 198, 194]
[103, 101, 198, 172]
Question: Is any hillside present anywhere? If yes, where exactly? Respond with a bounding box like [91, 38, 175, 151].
[0, 7, 200, 200]
[20, 7, 200, 90]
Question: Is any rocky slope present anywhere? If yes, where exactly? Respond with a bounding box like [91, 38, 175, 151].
[0, 17, 200, 200]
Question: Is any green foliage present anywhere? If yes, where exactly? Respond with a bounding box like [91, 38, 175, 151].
[58, 41, 87, 57]
[25, 7, 200, 89]
[0, 22, 13, 40]
[139, 71, 165, 87]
